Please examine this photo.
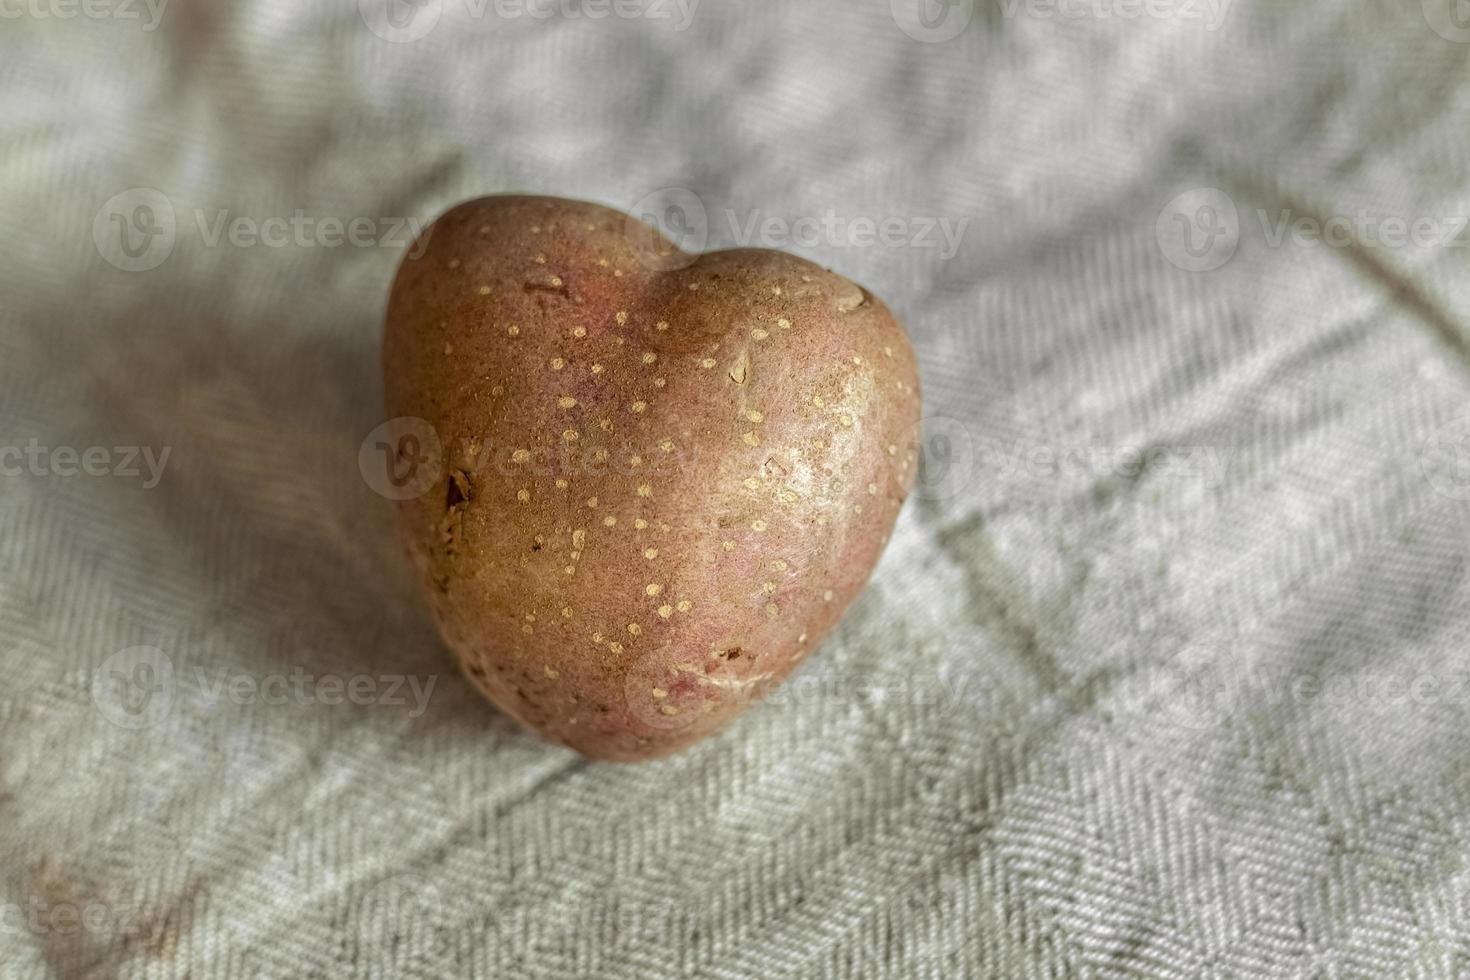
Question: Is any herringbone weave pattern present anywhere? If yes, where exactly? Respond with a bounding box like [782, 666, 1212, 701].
[2, 0, 1470, 976]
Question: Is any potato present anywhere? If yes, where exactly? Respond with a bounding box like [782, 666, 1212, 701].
[383, 195, 921, 761]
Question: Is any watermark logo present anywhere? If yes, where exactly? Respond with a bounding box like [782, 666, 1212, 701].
[360, 0, 697, 42]
[901, 415, 977, 502]
[361, 423, 713, 502]
[191, 209, 430, 255]
[93, 191, 432, 271]
[1423, 0, 1470, 42]
[1142, 639, 1239, 731]
[725, 209, 968, 259]
[355, 872, 447, 963]
[892, 0, 974, 41]
[624, 188, 970, 270]
[92, 647, 440, 728]
[359, 0, 442, 42]
[4, 820, 195, 949]
[492, 0, 699, 29]
[623, 646, 715, 732]
[979, 438, 1232, 489]
[995, 0, 1232, 30]
[1157, 188, 1470, 271]
[626, 186, 708, 271]
[1421, 416, 1470, 501]
[1123, 638, 1470, 730]
[190, 666, 438, 717]
[0, 888, 174, 944]
[92, 646, 175, 730]
[0, 440, 171, 488]
[359, 417, 444, 501]
[1257, 208, 1470, 251]
[624, 647, 973, 731]
[1156, 187, 1239, 272]
[760, 662, 972, 719]
[889, 421, 1228, 503]
[93, 188, 176, 272]
[0, 0, 169, 30]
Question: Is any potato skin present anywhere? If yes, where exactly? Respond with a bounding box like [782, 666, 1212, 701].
[384, 195, 920, 761]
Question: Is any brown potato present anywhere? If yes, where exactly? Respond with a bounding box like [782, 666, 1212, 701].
[383, 195, 921, 761]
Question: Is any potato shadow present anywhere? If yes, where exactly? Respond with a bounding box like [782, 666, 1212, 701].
[13, 276, 549, 753]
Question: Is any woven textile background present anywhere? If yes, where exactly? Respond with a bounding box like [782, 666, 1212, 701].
[3, 0, 1470, 976]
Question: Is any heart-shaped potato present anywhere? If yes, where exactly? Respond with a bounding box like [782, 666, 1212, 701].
[383, 195, 921, 761]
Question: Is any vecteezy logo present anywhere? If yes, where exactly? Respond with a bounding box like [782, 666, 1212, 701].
[899, 415, 976, 502]
[625, 187, 708, 271]
[93, 189, 176, 272]
[1134, 638, 1239, 731]
[358, 0, 442, 42]
[891, 0, 973, 42]
[1155, 187, 1240, 272]
[1420, 416, 1470, 501]
[359, 417, 443, 501]
[356, 872, 446, 965]
[622, 644, 771, 733]
[92, 646, 176, 730]
[624, 646, 704, 732]
[1423, 0, 1470, 42]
